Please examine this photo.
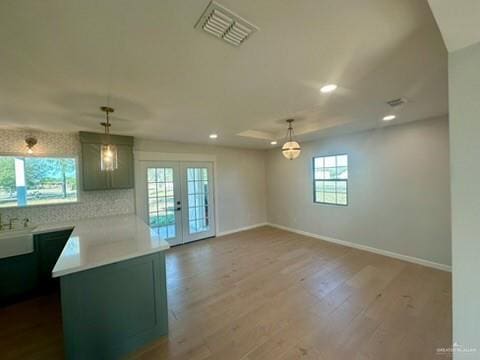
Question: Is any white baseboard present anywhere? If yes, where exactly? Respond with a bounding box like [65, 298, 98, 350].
[268, 223, 451, 272]
[216, 223, 269, 237]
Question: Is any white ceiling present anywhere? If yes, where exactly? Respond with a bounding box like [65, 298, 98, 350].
[0, 0, 447, 149]
[428, 0, 480, 52]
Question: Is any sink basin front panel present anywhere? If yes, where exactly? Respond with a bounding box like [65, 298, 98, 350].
[0, 233, 34, 259]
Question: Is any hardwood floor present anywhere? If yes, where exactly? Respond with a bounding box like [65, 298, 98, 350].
[0, 292, 64, 359]
[133, 226, 452, 360]
[0, 226, 452, 359]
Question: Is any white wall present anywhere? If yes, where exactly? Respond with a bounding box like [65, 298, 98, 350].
[266, 116, 451, 266]
[449, 41, 480, 357]
[0, 129, 134, 224]
[134, 139, 267, 234]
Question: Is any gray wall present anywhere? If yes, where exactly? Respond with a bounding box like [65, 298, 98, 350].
[266, 116, 451, 266]
[0, 128, 267, 234]
[134, 139, 267, 234]
[449, 41, 480, 357]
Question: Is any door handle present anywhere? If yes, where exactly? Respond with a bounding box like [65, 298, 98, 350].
[176, 207, 181, 211]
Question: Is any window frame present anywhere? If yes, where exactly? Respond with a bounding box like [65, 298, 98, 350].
[0, 153, 80, 209]
[312, 154, 349, 207]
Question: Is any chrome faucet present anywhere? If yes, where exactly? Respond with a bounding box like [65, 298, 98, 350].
[0, 214, 12, 231]
[0, 215, 31, 231]
[8, 217, 18, 230]
[0, 214, 8, 231]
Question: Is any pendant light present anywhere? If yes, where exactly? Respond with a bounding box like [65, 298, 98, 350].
[100, 106, 118, 171]
[281, 119, 301, 160]
[25, 136, 38, 154]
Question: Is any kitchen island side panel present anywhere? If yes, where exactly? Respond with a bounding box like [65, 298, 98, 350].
[60, 251, 168, 360]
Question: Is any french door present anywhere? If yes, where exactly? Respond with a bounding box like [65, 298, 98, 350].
[137, 161, 215, 245]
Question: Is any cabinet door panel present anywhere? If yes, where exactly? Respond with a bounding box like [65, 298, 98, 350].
[35, 230, 72, 291]
[82, 143, 108, 191]
[110, 145, 134, 189]
[0, 253, 38, 305]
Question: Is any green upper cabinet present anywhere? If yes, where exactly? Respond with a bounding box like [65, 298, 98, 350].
[110, 144, 134, 189]
[79, 132, 134, 191]
[81, 143, 108, 191]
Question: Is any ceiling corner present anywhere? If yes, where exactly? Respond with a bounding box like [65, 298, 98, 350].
[428, 0, 480, 52]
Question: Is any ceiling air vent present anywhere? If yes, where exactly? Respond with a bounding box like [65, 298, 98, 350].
[195, 1, 258, 47]
[386, 97, 408, 108]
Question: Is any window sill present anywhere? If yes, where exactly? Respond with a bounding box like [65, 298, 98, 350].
[313, 201, 348, 207]
[0, 200, 81, 210]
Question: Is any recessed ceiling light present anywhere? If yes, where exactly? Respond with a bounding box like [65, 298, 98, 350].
[383, 115, 396, 121]
[320, 84, 338, 93]
[209, 133, 218, 139]
[270, 141, 277, 145]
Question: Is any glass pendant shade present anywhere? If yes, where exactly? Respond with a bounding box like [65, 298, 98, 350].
[281, 119, 301, 160]
[101, 144, 118, 171]
[282, 141, 301, 160]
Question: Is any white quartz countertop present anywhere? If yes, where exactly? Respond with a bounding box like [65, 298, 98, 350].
[49, 215, 170, 278]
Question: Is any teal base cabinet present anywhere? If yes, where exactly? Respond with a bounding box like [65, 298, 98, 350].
[0, 229, 73, 306]
[0, 252, 38, 306]
[60, 252, 168, 359]
[35, 229, 73, 292]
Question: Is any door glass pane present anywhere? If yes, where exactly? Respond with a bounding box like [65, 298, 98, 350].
[187, 167, 210, 234]
[147, 167, 176, 240]
[166, 196, 174, 210]
[165, 168, 173, 182]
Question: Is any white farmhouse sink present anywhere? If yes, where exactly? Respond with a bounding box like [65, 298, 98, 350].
[0, 226, 37, 259]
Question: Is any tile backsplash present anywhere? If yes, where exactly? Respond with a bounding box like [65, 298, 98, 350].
[0, 129, 135, 224]
[0, 129, 80, 156]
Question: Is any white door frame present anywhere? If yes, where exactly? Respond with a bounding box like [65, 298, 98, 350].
[134, 151, 219, 237]
[137, 160, 183, 245]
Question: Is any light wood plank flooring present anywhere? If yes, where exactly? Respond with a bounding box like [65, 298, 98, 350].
[0, 226, 452, 359]
[133, 226, 452, 360]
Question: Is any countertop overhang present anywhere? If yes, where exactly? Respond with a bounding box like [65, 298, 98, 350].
[36, 215, 170, 278]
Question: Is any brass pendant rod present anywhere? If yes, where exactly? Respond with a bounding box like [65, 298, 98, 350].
[285, 119, 295, 142]
[100, 106, 115, 137]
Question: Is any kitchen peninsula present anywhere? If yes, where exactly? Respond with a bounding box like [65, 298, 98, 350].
[44, 214, 170, 360]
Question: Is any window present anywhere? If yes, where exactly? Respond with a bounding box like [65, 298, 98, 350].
[313, 154, 348, 206]
[0, 156, 78, 208]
